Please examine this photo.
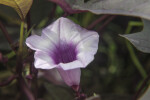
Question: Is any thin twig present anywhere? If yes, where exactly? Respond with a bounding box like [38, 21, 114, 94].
[0, 21, 13, 44]
[133, 72, 150, 100]
[19, 76, 35, 100]
[87, 15, 110, 30]
[29, 53, 38, 100]
[97, 15, 116, 32]
[32, 67, 38, 100]
[49, 0, 86, 15]
[0, 75, 18, 87]
[16, 55, 35, 100]
[72, 85, 86, 100]
[0, 21, 15, 51]
[16, 21, 35, 100]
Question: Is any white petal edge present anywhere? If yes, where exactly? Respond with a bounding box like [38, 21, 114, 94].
[34, 51, 57, 69]
[42, 29, 59, 47]
[59, 60, 84, 70]
[59, 18, 99, 45]
[26, 34, 55, 53]
[77, 53, 94, 67]
[43, 17, 98, 44]
[76, 32, 99, 66]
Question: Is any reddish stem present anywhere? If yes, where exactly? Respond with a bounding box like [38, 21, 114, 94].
[19, 76, 35, 100]
[87, 15, 110, 30]
[16, 49, 35, 100]
[97, 15, 116, 32]
[49, 4, 57, 20]
[0, 75, 18, 87]
[26, 51, 38, 100]
[27, 11, 31, 31]
[0, 52, 8, 63]
[133, 72, 150, 100]
[0, 21, 15, 51]
[72, 85, 86, 100]
[49, 0, 86, 15]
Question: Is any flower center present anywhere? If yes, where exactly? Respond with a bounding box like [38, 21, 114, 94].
[51, 41, 77, 64]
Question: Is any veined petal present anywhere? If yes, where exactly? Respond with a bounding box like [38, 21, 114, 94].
[43, 17, 98, 44]
[26, 34, 55, 53]
[57, 68, 81, 86]
[28, 17, 99, 69]
[76, 32, 99, 67]
[34, 51, 57, 69]
[59, 60, 84, 70]
[41, 69, 64, 85]
[42, 29, 59, 46]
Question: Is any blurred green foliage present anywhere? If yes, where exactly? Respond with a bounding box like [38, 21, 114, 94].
[0, 0, 150, 100]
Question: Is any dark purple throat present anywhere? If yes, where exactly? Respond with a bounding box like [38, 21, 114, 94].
[51, 41, 77, 64]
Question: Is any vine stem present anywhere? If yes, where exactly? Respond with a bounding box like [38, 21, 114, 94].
[0, 75, 18, 87]
[87, 15, 110, 30]
[16, 21, 24, 75]
[125, 21, 147, 79]
[16, 21, 35, 100]
[126, 41, 147, 78]
[97, 15, 116, 32]
[27, 11, 31, 31]
[19, 21, 24, 55]
[49, 4, 56, 20]
[72, 85, 86, 100]
[124, 21, 148, 99]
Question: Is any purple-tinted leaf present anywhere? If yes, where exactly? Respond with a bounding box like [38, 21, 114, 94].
[121, 19, 150, 53]
[49, 0, 85, 14]
[65, 0, 150, 19]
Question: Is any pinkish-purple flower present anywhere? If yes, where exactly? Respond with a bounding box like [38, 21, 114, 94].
[26, 17, 99, 87]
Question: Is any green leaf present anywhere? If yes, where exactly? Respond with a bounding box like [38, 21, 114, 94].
[65, 0, 150, 19]
[0, 0, 33, 20]
[121, 19, 150, 53]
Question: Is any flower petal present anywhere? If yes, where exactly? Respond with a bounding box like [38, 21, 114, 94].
[43, 17, 97, 43]
[35, 17, 99, 69]
[42, 29, 59, 46]
[26, 34, 56, 53]
[26, 17, 99, 71]
[57, 68, 81, 86]
[76, 32, 99, 67]
[59, 60, 84, 70]
[34, 51, 57, 69]
[41, 69, 64, 85]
